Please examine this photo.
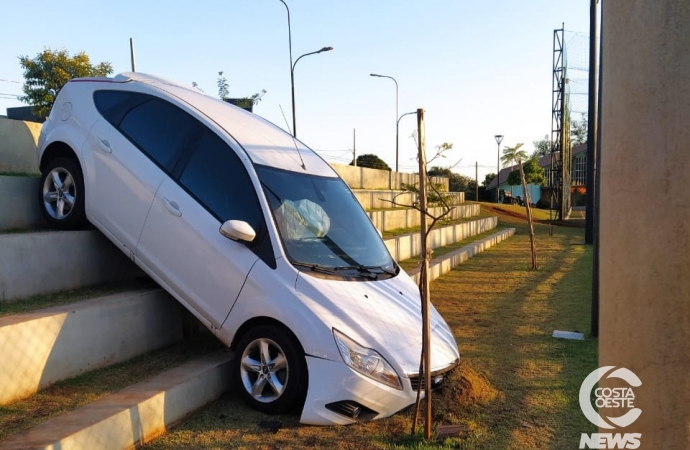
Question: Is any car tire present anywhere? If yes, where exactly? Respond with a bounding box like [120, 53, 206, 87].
[234, 325, 307, 414]
[38, 157, 87, 230]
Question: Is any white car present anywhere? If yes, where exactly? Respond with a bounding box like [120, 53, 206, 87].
[36, 72, 460, 425]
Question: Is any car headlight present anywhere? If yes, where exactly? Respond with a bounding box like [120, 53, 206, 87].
[333, 328, 402, 390]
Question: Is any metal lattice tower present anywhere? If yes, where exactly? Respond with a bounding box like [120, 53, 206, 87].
[550, 25, 572, 221]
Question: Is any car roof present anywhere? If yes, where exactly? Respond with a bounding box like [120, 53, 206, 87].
[83, 72, 337, 177]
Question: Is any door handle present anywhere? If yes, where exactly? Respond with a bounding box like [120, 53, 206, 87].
[163, 197, 182, 217]
[97, 137, 112, 154]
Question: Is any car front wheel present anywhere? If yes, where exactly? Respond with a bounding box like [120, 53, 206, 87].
[235, 325, 307, 414]
[38, 157, 86, 230]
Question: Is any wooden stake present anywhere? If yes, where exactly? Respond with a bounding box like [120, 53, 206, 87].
[416, 108, 433, 440]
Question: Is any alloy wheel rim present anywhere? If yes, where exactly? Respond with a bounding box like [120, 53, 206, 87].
[42, 167, 76, 220]
[240, 338, 289, 403]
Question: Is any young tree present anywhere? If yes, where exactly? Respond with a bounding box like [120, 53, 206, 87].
[217, 71, 230, 99]
[349, 153, 391, 170]
[501, 143, 538, 269]
[19, 48, 113, 118]
[501, 143, 528, 196]
[194, 72, 266, 111]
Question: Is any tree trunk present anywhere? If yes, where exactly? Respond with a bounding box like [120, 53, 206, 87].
[519, 160, 538, 269]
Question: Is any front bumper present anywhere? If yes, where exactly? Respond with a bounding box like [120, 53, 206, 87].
[300, 355, 453, 425]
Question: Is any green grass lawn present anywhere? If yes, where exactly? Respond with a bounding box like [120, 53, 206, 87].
[140, 205, 597, 449]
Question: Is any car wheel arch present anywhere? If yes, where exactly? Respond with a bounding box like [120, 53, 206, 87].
[40, 141, 79, 172]
[230, 316, 305, 356]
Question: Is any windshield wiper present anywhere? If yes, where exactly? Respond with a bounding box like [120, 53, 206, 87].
[291, 261, 336, 274]
[334, 265, 398, 277]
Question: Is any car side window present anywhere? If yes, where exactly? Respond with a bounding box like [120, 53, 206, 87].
[117, 97, 202, 171]
[93, 90, 146, 126]
[179, 130, 263, 232]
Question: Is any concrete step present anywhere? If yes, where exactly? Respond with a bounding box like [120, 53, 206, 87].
[0, 230, 143, 301]
[0, 351, 232, 450]
[407, 227, 516, 284]
[0, 289, 184, 405]
[367, 203, 480, 232]
[352, 189, 464, 210]
[384, 216, 497, 262]
[0, 176, 44, 231]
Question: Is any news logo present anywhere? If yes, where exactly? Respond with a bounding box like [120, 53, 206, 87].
[578, 366, 642, 449]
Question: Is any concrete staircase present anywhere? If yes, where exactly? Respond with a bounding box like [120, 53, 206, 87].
[0, 123, 514, 448]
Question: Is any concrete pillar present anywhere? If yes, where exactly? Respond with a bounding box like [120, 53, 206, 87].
[599, 1, 690, 449]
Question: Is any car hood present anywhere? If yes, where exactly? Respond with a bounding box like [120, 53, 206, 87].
[294, 270, 459, 376]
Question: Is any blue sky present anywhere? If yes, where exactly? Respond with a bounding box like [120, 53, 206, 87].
[0, 1, 592, 181]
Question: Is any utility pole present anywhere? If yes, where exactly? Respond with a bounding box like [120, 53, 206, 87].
[475, 161, 479, 202]
[585, 0, 599, 244]
[129, 38, 136, 72]
[352, 128, 357, 166]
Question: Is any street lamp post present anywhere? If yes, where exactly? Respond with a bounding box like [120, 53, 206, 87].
[495, 134, 504, 203]
[370, 73, 399, 172]
[291, 46, 333, 137]
[277, 0, 294, 134]
[397, 111, 417, 173]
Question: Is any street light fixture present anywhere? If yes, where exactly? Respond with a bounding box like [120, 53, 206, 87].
[291, 46, 333, 137]
[495, 134, 504, 203]
[370, 73, 399, 172]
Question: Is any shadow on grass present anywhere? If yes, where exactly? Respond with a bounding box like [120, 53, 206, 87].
[428, 220, 597, 449]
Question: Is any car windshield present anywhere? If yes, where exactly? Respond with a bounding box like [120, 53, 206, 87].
[256, 165, 397, 278]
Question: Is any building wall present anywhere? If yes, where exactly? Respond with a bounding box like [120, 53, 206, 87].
[599, 1, 690, 447]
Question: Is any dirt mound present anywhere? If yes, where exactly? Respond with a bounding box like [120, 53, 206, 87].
[438, 360, 503, 408]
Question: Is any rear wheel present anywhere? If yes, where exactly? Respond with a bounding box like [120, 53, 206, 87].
[38, 157, 86, 230]
[234, 325, 307, 414]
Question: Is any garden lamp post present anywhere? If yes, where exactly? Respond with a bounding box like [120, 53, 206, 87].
[495, 134, 504, 203]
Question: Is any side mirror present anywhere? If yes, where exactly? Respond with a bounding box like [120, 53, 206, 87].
[219, 220, 256, 243]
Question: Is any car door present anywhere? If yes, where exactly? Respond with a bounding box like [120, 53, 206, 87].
[135, 129, 267, 329]
[86, 91, 202, 254]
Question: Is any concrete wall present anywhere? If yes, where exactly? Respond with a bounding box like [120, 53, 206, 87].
[367, 203, 480, 232]
[0, 290, 183, 404]
[599, 2, 690, 448]
[0, 230, 143, 301]
[384, 217, 497, 262]
[353, 189, 464, 211]
[0, 117, 41, 175]
[332, 163, 449, 191]
[407, 228, 515, 284]
[0, 175, 43, 231]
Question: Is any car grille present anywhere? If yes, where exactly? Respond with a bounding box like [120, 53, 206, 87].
[408, 362, 458, 391]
